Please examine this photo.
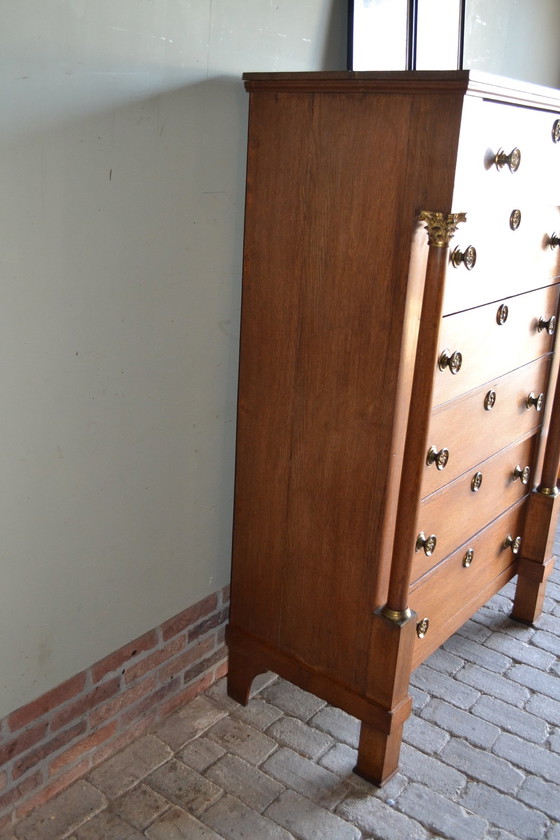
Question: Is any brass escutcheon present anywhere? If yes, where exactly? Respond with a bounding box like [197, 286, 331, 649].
[463, 548, 474, 568]
[494, 147, 521, 172]
[471, 471, 483, 492]
[553, 119, 560, 143]
[509, 209, 522, 230]
[416, 617, 430, 639]
[451, 245, 477, 270]
[513, 464, 531, 485]
[416, 532, 437, 557]
[526, 391, 544, 411]
[549, 233, 560, 249]
[505, 534, 522, 555]
[496, 304, 509, 325]
[538, 315, 557, 335]
[426, 445, 449, 470]
[484, 390, 497, 411]
[439, 349, 462, 374]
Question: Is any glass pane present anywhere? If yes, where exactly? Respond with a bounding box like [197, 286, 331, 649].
[415, 0, 462, 70]
[349, 0, 409, 71]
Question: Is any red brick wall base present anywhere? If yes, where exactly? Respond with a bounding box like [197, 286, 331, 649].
[0, 585, 229, 830]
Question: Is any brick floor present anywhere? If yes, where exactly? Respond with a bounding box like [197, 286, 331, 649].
[6, 548, 560, 840]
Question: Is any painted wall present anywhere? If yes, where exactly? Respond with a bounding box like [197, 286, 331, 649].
[0, 0, 346, 719]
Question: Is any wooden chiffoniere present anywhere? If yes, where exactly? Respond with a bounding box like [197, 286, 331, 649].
[226, 71, 560, 785]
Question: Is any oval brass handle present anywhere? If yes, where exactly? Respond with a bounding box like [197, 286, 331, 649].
[548, 233, 560, 249]
[484, 390, 497, 411]
[416, 617, 430, 639]
[504, 534, 522, 555]
[471, 472, 483, 492]
[538, 315, 557, 335]
[553, 119, 560, 143]
[415, 532, 437, 556]
[526, 392, 544, 411]
[496, 304, 509, 325]
[439, 349, 462, 374]
[513, 464, 531, 485]
[451, 245, 477, 270]
[463, 548, 474, 568]
[494, 147, 521, 172]
[426, 445, 449, 470]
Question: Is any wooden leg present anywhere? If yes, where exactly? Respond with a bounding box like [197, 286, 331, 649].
[511, 555, 555, 625]
[226, 648, 264, 706]
[354, 721, 404, 786]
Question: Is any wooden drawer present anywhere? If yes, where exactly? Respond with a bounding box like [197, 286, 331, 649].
[422, 355, 551, 498]
[409, 499, 526, 669]
[413, 433, 536, 581]
[453, 98, 560, 210]
[443, 204, 560, 315]
[433, 283, 559, 407]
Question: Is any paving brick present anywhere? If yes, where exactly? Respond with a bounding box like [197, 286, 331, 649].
[74, 810, 144, 839]
[484, 632, 557, 669]
[471, 607, 536, 640]
[506, 664, 560, 700]
[230, 697, 284, 731]
[547, 821, 560, 840]
[550, 729, 560, 753]
[178, 735, 226, 773]
[517, 774, 560, 820]
[456, 619, 494, 643]
[422, 647, 464, 675]
[402, 714, 450, 755]
[13, 781, 107, 840]
[261, 680, 326, 721]
[396, 782, 487, 840]
[400, 743, 466, 796]
[538, 613, 560, 635]
[88, 734, 173, 798]
[443, 636, 512, 673]
[460, 781, 549, 839]
[409, 684, 430, 712]
[262, 746, 349, 809]
[420, 699, 500, 749]
[308, 705, 360, 748]
[455, 663, 530, 708]
[152, 695, 228, 751]
[337, 792, 428, 840]
[206, 716, 277, 765]
[525, 693, 560, 727]
[145, 806, 223, 839]
[410, 666, 480, 709]
[492, 733, 560, 783]
[205, 753, 284, 812]
[440, 738, 524, 794]
[112, 783, 171, 830]
[203, 793, 294, 840]
[266, 716, 333, 760]
[471, 695, 549, 743]
[146, 759, 222, 817]
[265, 789, 360, 840]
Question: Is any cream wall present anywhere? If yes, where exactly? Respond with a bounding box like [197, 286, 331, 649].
[0, 0, 346, 718]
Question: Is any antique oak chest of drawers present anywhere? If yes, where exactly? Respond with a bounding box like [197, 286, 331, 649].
[226, 71, 560, 784]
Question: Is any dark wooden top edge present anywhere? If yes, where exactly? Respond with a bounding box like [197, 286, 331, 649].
[242, 70, 560, 110]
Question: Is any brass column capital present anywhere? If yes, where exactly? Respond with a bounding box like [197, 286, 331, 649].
[418, 211, 467, 248]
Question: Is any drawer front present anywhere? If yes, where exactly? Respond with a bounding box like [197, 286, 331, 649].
[433, 284, 559, 407]
[422, 355, 551, 498]
[413, 433, 536, 582]
[409, 499, 525, 669]
[443, 204, 560, 315]
[453, 98, 560, 210]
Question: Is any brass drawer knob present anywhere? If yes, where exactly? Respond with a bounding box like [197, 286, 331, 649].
[513, 464, 531, 485]
[484, 390, 497, 411]
[553, 119, 560, 143]
[509, 209, 522, 230]
[526, 391, 544, 412]
[463, 548, 474, 568]
[494, 147, 521, 172]
[548, 233, 560, 249]
[471, 471, 483, 492]
[416, 532, 437, 557]
[439, 349, 462, 374]
[416, 617, 430, 639]
[504, 534, 522, 555]
[538, 315, 556, 335]
[451, 245, 477, 270]
[426, 445, 449, 470]
[496, 304, 509, 325]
